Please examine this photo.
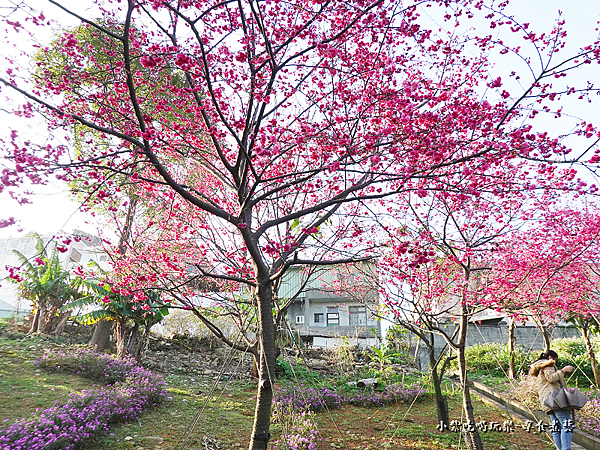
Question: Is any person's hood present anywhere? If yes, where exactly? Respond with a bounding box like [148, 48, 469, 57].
[529, 358, 556, 377]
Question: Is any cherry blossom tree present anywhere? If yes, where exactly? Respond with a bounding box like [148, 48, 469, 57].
[379, 173, 597, 446]
[2, 0, 600, 448]
[486, 208, 600, 379]
[380, 253, 459, 427]
[380, 186, 528, 449]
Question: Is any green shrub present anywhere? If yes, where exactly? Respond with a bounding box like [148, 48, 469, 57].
[275, 357, 321, 382]
[550, 337, 599, 387]
[551, 336, 590, 356]
[450, 343, 536, 378]
[458, 337, 599, 387]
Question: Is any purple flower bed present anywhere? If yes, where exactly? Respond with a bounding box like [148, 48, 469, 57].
[272, 411, 319, 450]
[34, 348, 144, 384]
[349, 382, 426, 408]
[576, 397, 600, 437]
[274, 381, 425, 413]
[0, 350, 166, 450]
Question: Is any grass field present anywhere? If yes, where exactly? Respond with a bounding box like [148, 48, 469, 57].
[0, 333, 557, 450]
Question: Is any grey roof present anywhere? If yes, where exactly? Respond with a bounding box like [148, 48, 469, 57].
[0, 298, 31, 312]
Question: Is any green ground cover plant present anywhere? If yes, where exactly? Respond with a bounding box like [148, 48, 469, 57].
[0, 336, 99, 426]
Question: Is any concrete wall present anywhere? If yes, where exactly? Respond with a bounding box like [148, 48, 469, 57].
[411, 323, 580, 370]
[312, 336, 380, 348]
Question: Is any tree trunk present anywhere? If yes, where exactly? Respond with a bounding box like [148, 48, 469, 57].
[118, 197, 138, 255]
[36, 302, 49, 333]
[541, 326, 552, 353]
[131, 325, 151, 362]
[413, 339, 421, 363]
[428, 344, 449, 427]
[40, 310, 55, 334]
[90, 319, 114, 352]
[457, 305, 484, 450]
[507, 317, 517, 379]
[248, 277, 277, 450]
[54, 311, 71, 335]
[126, 322, 140, 356]
[29, 306, 41, 334]
[115, 319, 128, 359]
[581, 327, 600, 388]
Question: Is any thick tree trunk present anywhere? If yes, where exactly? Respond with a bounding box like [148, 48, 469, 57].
[36, 302, 49, 333]
[248, 277, 277, 450]
[40, 306, 58, 334]
[581, 327, 600, 388]
[131, 325, 151, 362]
[90, 319, 114, 352]
[126, 323, 140, 355]
[39, 304, 68, 335]
[507, 317, 517, 379]
[457, 305, 484, 450]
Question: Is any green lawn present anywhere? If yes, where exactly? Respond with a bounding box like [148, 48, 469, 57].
[0, 333, 556, 450]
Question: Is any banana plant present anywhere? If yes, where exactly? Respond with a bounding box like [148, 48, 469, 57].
[65, 263, 169, 360]
[8, 235, 79, 334]
[367, 345, 401, 372]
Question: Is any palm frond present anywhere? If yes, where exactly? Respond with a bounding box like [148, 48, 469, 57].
[71, 309, 115, 325]
[61, 295, 102, 311]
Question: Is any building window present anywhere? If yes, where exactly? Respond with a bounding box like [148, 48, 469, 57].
[349, 306, 367, 326]
[314, 313, 324, 324]
[326, 307, 339, 326]
[295, 315, 305, 324]
[69, 248, 81, 263]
